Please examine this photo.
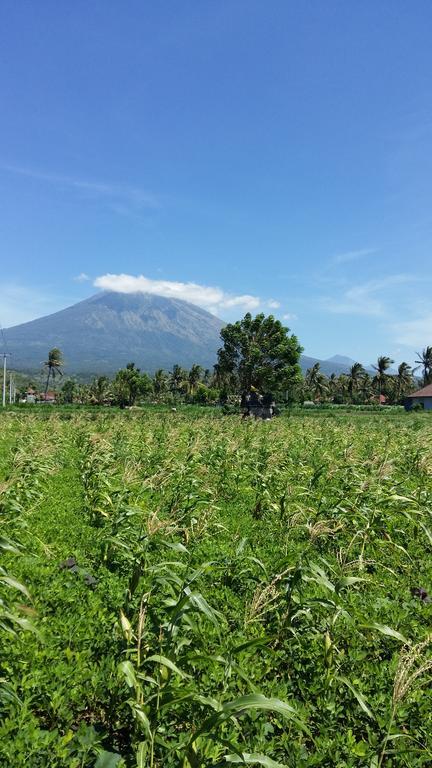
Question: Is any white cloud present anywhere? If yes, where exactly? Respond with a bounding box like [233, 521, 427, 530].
[332, 247, 377, 265]
[73, 272, 90, 283]
[283, 312, 298, 321]
[1, 164, 159, 213]
[267, 299, 280, 309]
[391, 313, 432, 348]
[0, 283, 68, 328]
[323, 274, 416, 317]
[93, 273, 261, 314]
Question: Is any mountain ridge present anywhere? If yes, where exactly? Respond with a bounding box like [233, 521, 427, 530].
[3, 291, 368, 377]
[3, 292, 223, 374]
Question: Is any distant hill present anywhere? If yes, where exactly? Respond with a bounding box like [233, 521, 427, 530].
[325, 355, 396, 375]
[3, 291, 371, 377]
[300, 355, 352, 377]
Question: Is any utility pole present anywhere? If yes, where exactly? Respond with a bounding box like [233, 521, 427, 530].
[9, 372, 13, 404]
[2, 353, 11, 407]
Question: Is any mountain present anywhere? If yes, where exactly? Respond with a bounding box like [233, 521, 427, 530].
[3, 292, 224, 374]
[326, 355, 357, 367]
[3, 291, 375, 378]
[326, 355, 378, 373]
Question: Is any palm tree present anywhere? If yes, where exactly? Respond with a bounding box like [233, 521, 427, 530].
[395, 362, 413, 401]
[153, 369, 168, 397]
[202, 369, 211, 386]
[314, 374, 329, 401]
[347, 363, 366, 402]
[372, 356, 394, 400]
[337, 373, 349, 403]
[328, 373, 338, 401]
[187, 364, 203, 395]
[90, 376, 110, 405]
[43, 348, 63, 397]
[415, 347, 432, 386]
[305, 363, 328, 401]
[169, 364, 187, 394]
[77, 383, 91, 405]
[359, 372, 373, 403]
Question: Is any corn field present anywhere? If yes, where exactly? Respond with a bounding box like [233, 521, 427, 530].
[1, 407, 432, 767]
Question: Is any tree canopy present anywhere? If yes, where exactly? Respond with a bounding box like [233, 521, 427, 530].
[216, 313, 303, 394]
[112, 362, 153, 407]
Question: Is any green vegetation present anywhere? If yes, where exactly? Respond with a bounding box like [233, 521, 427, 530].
[215, 313, 302, 395]
[1, 407, 432, 766]
[6, 315, 427, 408]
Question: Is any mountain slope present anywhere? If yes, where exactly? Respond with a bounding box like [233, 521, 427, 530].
[4, 291, 367, 377]
[4, 292, 224, 374]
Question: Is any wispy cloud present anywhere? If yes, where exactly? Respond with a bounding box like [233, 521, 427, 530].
[391, 313, 432, 348]
[267, 299, 280, 309]
[322, 274, 416, 317]
[1, 164, 159, 214]
[0, 283, 68, 328]
[331, 247, 377, 265]
[73, 272, 90, 283]
[283, 312, 298, 322]
[93, 273, 263, 315]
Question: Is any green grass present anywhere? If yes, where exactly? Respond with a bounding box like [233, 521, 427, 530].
[1, 407, 432, 767]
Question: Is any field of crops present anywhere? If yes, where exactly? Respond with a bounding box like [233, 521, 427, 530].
[1, 408, 432, 767]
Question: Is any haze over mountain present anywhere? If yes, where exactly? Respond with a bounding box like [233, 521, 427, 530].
[3, 291, 362, 377]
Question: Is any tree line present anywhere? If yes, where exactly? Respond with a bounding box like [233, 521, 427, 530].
[20, 316, 432, 407]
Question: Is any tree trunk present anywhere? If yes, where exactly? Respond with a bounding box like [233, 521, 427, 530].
[45, 367, 51, 397]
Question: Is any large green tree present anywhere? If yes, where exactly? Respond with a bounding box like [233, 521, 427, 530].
[60, 379, 76, 404]
[216, 313, 302, 394]
[113, 363, 153, 407]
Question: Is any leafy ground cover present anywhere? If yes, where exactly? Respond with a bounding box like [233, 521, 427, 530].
[1, 407, 432, 767]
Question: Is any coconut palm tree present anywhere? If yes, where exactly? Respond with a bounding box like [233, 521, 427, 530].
[43, 347, 63, 397]
[395, 362, 413, 402]
[415, 346, 432, 386]
[347, 362, 366, 402]
[169, 364, 187, 395]
[187, 364, 203, 395]
[90, 375, 110, 405]
[77, 383, 91, 405]
[328, 373, 338, 398]
[359, 372, 373, 403]
[305, 363, 328, 401]
[153, 369, 168, 397]
[202, 368, 212, 386]
[314, 374, 329, 401]
[372, 356, 394, 399]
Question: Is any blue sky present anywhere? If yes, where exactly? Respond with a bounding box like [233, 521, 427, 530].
[1, 1, 432, 366]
